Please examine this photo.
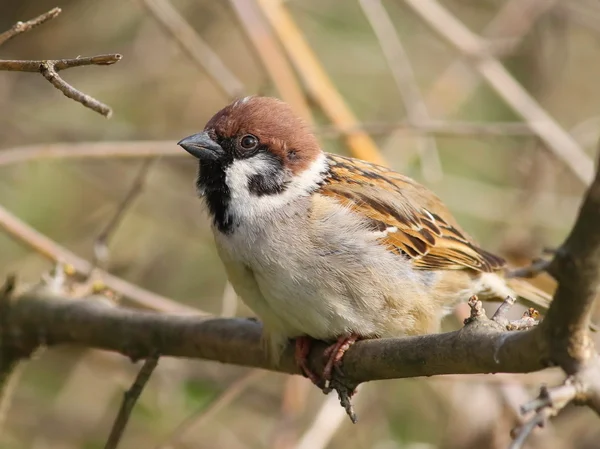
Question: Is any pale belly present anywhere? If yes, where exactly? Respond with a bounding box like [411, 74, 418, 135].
[214, 217, 441, 342]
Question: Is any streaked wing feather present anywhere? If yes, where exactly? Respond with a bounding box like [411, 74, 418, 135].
[320, 154, 505, 273]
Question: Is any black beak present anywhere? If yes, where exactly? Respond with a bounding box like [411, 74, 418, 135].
[177, 132, 224, 161]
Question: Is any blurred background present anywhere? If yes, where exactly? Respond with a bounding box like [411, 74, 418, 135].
[1, 0, 600, 448]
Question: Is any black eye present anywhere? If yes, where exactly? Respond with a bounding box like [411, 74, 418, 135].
[240, 134, 258, 150]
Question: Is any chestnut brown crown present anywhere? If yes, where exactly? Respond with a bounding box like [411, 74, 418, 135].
[204, 96, 321, 174]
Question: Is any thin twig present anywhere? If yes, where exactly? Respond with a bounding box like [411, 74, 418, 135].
[492, 296, 517, 322]
[0, 118, 537, 165]
[404, 0, 594, 185]
[510, 409, 547, 449]
[423, 0, 558, 117]
[256, 0, 387, 165]
[104, 354, 160, 449]
[38, 57, 121, 117]
[359, 0, 443, 182]
[155, 370, 265, 449]
[92, 158, 158, 271]
[510, 382, 578, 449]
[0, 203, 202, 314]
[0, 54, 122, 72]
[318, 120, 534, 138]
[506, 259, 552, 279]
[229, 0, 312, 121]
[0, 7, 61, 47]
[0, 141, 179, 167]
[137, 0, 244, 99]
[0, 8, 122, 117]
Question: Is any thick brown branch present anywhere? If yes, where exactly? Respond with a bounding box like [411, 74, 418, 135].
[543, 149, 600, 370]
[1, 289, 545, 387]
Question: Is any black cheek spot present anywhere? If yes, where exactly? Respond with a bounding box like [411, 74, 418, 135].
[248, 174, 289, 196]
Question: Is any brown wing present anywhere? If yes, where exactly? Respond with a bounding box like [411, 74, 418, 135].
[320, 154, 505, 273]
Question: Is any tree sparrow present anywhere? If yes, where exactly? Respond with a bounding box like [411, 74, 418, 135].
[178, 96, 551, 386]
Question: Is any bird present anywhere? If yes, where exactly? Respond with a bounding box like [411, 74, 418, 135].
[178, 95, 552, 387]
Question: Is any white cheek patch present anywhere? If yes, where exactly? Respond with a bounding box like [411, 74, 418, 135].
[224, 152, 328, 221]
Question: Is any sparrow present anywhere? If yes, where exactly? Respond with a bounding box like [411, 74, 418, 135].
[178, 96, 552, 386]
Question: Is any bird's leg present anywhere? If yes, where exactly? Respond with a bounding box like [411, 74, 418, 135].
[322, 334, 359, 381]
[294, 336, 324, 387]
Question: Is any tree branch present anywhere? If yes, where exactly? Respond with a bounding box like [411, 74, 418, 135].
[0, 7, 61, 46]
[2, 140, 600, 443]
[1, 137, 600, 438]
[0, 8, 122, 117]
[0, 287, 547, 385]
[403, 0, 594, 185]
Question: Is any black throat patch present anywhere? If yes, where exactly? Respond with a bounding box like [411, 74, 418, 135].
[196, 160, 234, 233]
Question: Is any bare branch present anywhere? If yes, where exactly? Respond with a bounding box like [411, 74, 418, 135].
[543, 148, 600, 367]
[0, 54, 122, 72]
[136, 0, 244, 99]
[0, 141, 178, 167]
[0, 8, 122, 117]
[317, 120, 534, 138]
[423, 0, 558, 117]
[229, 0, 313, 121]
[92, 158, 158, 271]
[359, 0, 442, 182]
[155, 370, 264, 449]
[255, 0, 387, 166]
[506, 259, 552, 279]
[404, 0, 594, 185]
[0, 203, 201, 315]
[510, 381, 579, 449]
[104, 354, 160, 449]
[0, 7, 61, 47]
[0, 288, 546, 384]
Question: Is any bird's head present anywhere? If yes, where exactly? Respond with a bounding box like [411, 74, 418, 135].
[178, 96, 327, 231]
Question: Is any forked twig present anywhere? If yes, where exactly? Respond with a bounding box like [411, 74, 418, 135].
[510, 382, 578, 449]
[0, 8, 122, 117]
[92, 158, 158, 271]
[155, 370, 264, 449]
[104, 354, 160, 449]
[491, 296, 540, 331]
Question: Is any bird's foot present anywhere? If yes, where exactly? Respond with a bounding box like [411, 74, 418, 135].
[322, 334, 359, 381]
[294, 336, 325, 388]
[295, 334, 360, 423]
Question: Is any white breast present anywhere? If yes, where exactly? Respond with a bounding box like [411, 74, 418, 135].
[213, 192, 439, 346]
